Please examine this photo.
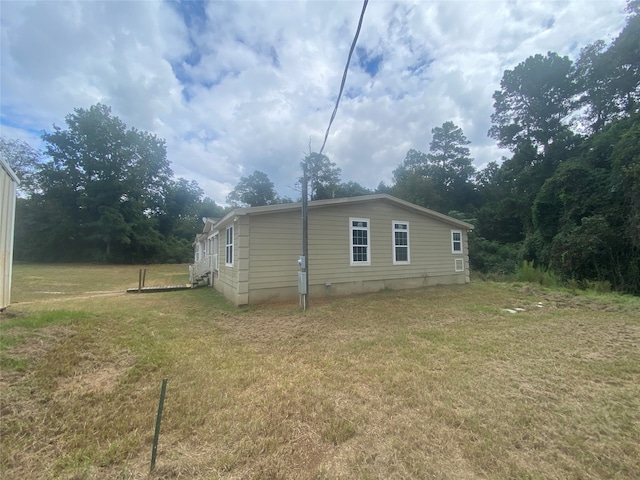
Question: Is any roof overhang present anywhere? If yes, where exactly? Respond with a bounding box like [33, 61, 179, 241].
[210, 194, 473, 230]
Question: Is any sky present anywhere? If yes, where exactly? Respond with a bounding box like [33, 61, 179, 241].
[0, 0, 630, 206]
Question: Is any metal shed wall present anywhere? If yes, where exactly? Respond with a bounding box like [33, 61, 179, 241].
[0, 157, 19, 310]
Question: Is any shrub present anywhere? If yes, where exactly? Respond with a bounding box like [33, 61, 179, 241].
[515, 260, 561, 287]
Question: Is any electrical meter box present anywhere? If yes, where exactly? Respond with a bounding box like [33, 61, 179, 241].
[298, 271, 307, 294]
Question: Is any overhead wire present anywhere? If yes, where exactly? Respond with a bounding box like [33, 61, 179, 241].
[319, 0, 369, 155]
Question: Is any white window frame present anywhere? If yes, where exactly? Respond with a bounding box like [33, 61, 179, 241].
[455, 258, 464, 272]
[208, 232, 219, 271]
[451, 230, 463, 254]
[350, 217, 370, 266]
[225, 226, 234, 266]
[392, 221, 410, 265]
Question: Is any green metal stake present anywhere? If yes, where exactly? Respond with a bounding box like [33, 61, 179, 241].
[150, 378, 167, 473]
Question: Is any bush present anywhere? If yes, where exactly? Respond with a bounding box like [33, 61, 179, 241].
[515, 260, 561, 287]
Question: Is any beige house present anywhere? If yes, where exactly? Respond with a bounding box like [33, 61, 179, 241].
[1, 157, 19, 311]
[190, 194, 473, 306]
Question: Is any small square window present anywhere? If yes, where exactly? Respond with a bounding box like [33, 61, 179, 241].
[455, 258, 464, 272]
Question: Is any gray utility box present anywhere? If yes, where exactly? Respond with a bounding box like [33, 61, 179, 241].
[298, 271, 307, 294]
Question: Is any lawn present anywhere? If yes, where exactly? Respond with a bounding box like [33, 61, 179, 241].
[1, 264, 639, 479]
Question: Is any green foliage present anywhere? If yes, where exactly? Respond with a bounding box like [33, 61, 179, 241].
[489, 52, 576, 151]
[391, 122, 477, 213]
[226, 170, 278, 207]
[582, 279, 612, 294]
[11, 104, 225, 264]
[515, 260, 561, 287]
[333, 180, 373, 198]
[476, 12, 640, 294]
[29, 103, 172, 262]
[300, 152, 342, 200]
[610, 119, 640, 249]
[0, 137, 43, 196]
[468, 235, 521, 275]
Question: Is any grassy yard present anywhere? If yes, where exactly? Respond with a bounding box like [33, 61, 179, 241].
[1, 264, 639, 479]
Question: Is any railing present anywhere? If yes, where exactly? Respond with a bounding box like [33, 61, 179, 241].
[189, 254, 218, 284]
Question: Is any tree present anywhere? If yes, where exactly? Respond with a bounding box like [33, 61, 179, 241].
[159, 177, 205, 238]
[36, 103, 173, 262]
[426, 121, 477, 211]
[607, 12, 640, 116]
[0, 137, 43, 196]
[489, 52, 576, 151]
[333, 181, 373, 198]
[427, 122, 475, 185]
[300, 152, 341, 200]
[226, 170, 278, 207]
[390, 149, 441, 209]
[575, 40, 622, 132]
[610, 116, 640, 249]
[524, 115, 640, 293]
[575, 10, 640, 133]
[390, 123, 477, 213]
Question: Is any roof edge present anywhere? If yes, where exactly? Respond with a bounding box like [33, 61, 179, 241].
[0, 156, 20, 184]
[211, 194, 474, 230]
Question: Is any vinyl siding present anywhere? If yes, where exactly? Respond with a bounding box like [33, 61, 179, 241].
[247, 199, 469, 295]
[248, 211, 302, 289]
[308, 202, 464, 284]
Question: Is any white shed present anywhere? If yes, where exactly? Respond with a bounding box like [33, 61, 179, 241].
[1, 156, 19, 311]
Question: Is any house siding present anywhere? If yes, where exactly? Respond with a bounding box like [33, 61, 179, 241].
[248, 211, 302, 291]
[213, 219, 238, 303]
[243, 199, 470, 305]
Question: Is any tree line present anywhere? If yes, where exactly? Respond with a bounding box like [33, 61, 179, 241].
[2, 4, 638, 292]
[224, 5, 640, 294]
[2, 105, 226, 264]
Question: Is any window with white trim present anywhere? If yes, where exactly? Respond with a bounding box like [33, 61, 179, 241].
[451, 230, 462, 254]
[350, 218, 370, 265]
[455, 258, 464, 272]
[225, 226, 234, 266]
[393, 221, 410, 264]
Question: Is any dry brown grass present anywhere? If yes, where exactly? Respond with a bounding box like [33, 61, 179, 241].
[1, 264, 639, 479]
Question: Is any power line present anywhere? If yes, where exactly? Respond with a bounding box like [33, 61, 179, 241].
[319, 0, 369, 155]
[300, 0, 368, 311]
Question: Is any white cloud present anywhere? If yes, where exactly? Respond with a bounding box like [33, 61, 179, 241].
[0, 0, 629, 205]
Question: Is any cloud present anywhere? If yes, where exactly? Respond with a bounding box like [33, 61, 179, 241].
[0, 0, 629, 205]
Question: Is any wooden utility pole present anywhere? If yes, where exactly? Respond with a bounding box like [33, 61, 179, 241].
[300, 161, 309, 310]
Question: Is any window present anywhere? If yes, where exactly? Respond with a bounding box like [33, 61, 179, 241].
[455, 258, 464, 272]
[225, 226, 234, 266]
[393, 221, 410, 264]
[350, 218, 370, 265]
[451, 230, 462, 254]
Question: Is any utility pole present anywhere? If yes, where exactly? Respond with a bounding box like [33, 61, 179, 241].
[300, 160, 309, 310]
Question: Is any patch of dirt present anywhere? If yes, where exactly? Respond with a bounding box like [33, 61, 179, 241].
[217, 312, 324, 345]
[14, 290, 126, 306]
[289, 430, 330, 474]
[55, 351, 137, 397]
[0, 325, 76, 388]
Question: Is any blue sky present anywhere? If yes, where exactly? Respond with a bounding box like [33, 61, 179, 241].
[0, 0, 629, 205]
